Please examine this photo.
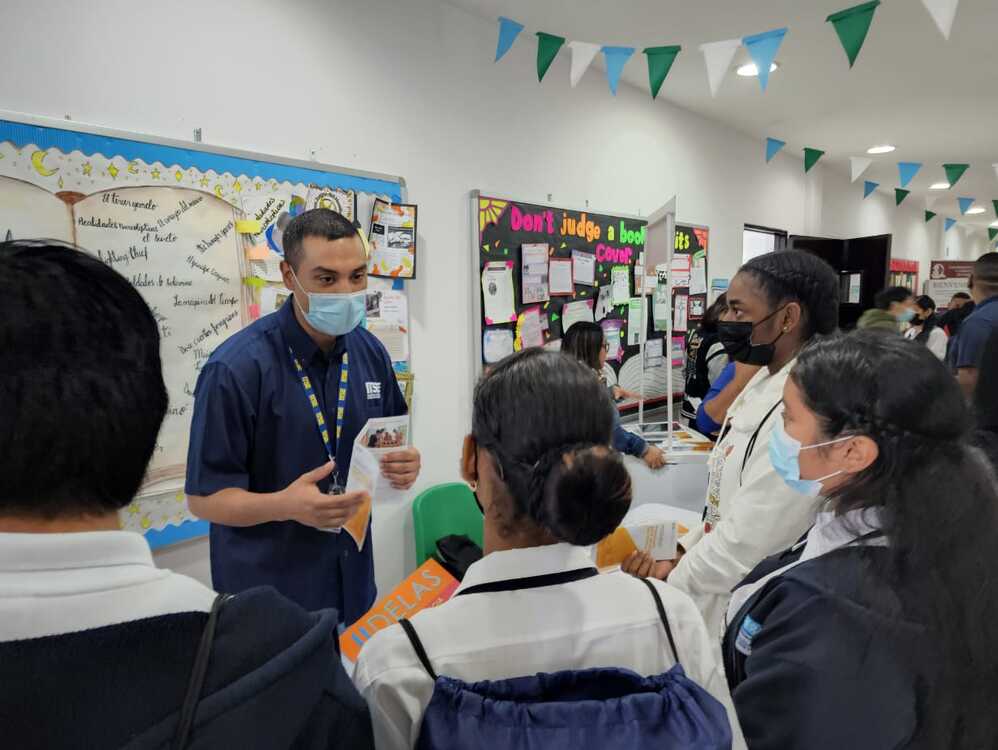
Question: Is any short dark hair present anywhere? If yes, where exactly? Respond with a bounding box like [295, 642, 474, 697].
[973, 252, 998, 295]
[739, 251, 840, 338]
[701, 292, 728, 333]
[874, 286, 913, 310]
[282, 208, 360, 270]
[472, 349, 631, 546]
[0, 240, 168, 518]
[914, 295, 936, 312]
[561, 321, 604, 372]
[952, 292, 972, 302]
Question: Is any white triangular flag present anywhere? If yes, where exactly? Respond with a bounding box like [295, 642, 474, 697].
[568, 41, 601, 88]
[993, 163, 998, 182]
[850, 156, 873, 183]
[920, 0, 959, 40]
[699, 39, 741, 98]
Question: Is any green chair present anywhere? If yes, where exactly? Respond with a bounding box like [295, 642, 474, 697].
[412, 482, 484, 566]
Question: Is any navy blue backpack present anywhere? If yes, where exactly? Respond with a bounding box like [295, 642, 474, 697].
[398, 572, 733, 750]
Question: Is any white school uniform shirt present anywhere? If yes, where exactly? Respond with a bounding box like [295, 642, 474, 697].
[669, 359, 824, 639]
[0, 530, 215, 641]
[353, 542, 746, 750]
[904, 324, 948, 360]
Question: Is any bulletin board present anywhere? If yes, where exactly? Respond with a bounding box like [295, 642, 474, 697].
[0, 111, 409, 548]
[666, 223, 711, 396]
[471, 192, 708, 409]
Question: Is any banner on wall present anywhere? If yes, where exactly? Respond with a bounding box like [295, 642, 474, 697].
[926, 260, 973, 302]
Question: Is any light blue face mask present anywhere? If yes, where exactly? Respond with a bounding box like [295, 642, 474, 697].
[290, 267, 366, 337]
[769, 420, 850, 498]
[896, 307, 916, 323]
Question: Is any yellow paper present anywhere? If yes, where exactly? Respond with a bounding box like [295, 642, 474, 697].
[246, 243, 271, 261]
[235, 219, 262, 234]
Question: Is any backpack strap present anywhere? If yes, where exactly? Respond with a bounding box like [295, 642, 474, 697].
[638, 578, 680, 665]
[172, 593, 231, 750]
[399, 618, 439, 681]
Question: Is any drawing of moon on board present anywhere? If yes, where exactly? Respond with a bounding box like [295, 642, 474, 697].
[30, 150, 59, 177]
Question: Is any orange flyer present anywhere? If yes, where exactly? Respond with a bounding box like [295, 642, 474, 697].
[340, 559, 459, 661]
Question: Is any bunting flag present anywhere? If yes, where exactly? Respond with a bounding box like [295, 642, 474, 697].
[602, 46, 636, 95]
[943, 163, 969, 188]
[700, 39, 741, 97]
[895, 188, 911, 206]
[989, 228, 998, 242]
[644, 45, 682, 99]
[848, 156, 871, 182]
[897, 162, 923, 188]
[495, 17, 525, 62]
[993, 163, 998, 182]
[827, 1, 880, 68]
[864, 180, 879, 198]
[957, 197, 974, 214]
[920, 0, 960, 40]
[536, 32, 566, 82]
[568, 41, 601, 87]
[993, 200, 998, 218]
[742, 28, 787, 91]
[945, 217, 957, 232]
[804, 148, 825, 173]
[765, 137, 786, 163]
[925, 210, 937, 222]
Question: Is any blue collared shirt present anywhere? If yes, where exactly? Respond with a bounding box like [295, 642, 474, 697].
[185, 296, 407, 624]
[950, 296, 998, 371]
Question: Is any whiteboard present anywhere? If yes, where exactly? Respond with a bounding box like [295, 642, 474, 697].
[0, 111, 406, 547]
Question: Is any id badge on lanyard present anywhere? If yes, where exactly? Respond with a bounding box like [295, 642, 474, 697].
[289, 346, 349, 495]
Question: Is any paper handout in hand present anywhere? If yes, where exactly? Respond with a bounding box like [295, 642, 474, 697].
[595, 522, 682, 569]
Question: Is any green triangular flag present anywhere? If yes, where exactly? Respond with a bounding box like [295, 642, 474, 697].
[993, 200, 998, 218]
[643, 45, 681, 99]
[826, 1, 880, 68]
[804, 148, 825, 173]
[536, 32, 566, 82]
[943, 163, 969, 188]
[990, 228, 998, 242]
[895, 188, 910, 205]
[925, 210, 937, 223]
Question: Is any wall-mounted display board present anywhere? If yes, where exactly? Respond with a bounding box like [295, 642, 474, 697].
[927, 260, 973, 303]
[0, 111, 407, 548]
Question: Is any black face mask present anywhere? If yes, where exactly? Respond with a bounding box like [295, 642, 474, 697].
[717, 307, 787, 366]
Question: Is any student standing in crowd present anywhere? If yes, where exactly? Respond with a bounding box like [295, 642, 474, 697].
[904, 294, 948, 359]
[0, 241, 373, 749]
[939, 291, 974, 336]
[354, 350, 743, 750]
[856, 286, 914, 331]
[973, 328, 998, 467]
[724, 331, 998, 750]
[682, 293, 730, 428]
[949, 252, 998, 397]
[625, 251, 840, 637]
[186, 209, 421, 626]
[561, 322, 667, 469]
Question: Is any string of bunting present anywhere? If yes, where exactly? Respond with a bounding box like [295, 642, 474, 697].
[494, 0, 960, 99]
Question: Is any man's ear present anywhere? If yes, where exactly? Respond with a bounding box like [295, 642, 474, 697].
[460, 435, 478, 485]
[280, 260, 296, 294]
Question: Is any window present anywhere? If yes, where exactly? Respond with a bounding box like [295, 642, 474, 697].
[743, 224, 788, 263]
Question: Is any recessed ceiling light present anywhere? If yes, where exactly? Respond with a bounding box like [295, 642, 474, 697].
[967, 207, 986, 215]
[866, 144, 896, 155]
[736, 62, 779, 77]
[929, 182, 950, 190]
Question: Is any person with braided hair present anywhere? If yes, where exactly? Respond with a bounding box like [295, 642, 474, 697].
[354, 349, 744, 750]
[624, 250, 840, 638]
[723, 330, 998, 749]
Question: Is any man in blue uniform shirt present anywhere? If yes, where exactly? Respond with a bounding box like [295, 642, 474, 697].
[186, 208, 421, 626]
[950, 252, 998, 398]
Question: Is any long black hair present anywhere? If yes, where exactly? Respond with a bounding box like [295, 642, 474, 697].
[913, 295, 938, 344]
[700, 293, 728, 334]
[791, 331, 998, 747]
[561, 321, 604, 373]
[739, 251, 839, 339]
[471, 349, 631, 546]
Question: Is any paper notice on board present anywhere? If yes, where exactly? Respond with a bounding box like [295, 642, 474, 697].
[644, 337, 664, 369]
[627, 298, 643, 346]
[690, 251, 708, 295]
[484, 328, 515, 363]
[367, 321, 409, 362]
[519, 307, 545, 349]
[674, 294, 689, 332]
[482, 262, 516, 324]
[562, 299, 595, 332]
[572, 250, 596, 286]
[521, 243, 550, 304]
[672, 336, 686, 366]
[601, 320, 623, 361]
[654, 284, 671, 331]
[368, 198, 417, 278]
[549, 258, 574, 296]
[689, 296, 706, 319]
[611, 265, 630, 305]
[595, 285, 613, 322]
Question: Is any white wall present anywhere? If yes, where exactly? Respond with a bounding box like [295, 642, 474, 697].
[0, 0, 985, 589]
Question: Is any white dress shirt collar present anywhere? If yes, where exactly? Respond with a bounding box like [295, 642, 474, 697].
[0, 529, 154, 574]
[454, 542, 597, 596]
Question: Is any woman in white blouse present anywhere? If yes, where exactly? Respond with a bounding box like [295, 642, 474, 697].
[353, 349, 743, 750]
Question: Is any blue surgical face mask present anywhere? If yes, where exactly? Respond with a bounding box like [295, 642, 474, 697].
[896, 307, 916, 323]
[769, 420, 850, 498]
[289, 267, 366, 336]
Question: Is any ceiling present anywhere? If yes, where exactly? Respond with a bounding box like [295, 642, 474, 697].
[447, 0, 998, 228]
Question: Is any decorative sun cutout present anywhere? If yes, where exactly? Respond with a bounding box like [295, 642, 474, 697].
[479, 198, 509, 234]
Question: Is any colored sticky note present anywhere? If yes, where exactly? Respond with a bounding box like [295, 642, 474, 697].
[235, 219, 262, 234]
[248, 304, 261, 320]
[246, 244, 271, 261]
[243, 276, 266, 289]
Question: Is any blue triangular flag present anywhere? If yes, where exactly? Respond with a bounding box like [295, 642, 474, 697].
[742, 27, 787, 91]
[945, 217, 957, 232]
[958, 197, 974, 215]
[602, 46, 636, 95]
[863, 180, 879, 198]
[765, 137, 786, 163]
[495, 17, 524, 62]
[897, 161, 922, 188]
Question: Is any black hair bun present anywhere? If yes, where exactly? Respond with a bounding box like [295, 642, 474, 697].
[536, 447, 632, 546]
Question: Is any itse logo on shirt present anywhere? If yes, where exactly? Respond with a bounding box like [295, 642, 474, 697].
[365, 382, 382, 400]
